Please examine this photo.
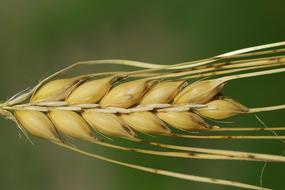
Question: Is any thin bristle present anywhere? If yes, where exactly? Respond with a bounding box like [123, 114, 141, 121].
[56, 142, 270, 190]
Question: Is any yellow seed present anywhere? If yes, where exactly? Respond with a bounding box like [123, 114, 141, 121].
[82, 110, 135, 139]
[48, 110, 93, 141]
[157, 111, 208, 131]
[100, 79, 150, 108]
[198, 98, 249, 119]
[31, 76, 87, 103]
[120, 112, 171, 135]
[174, 79, 225, 104]
[15, 110, 59, 142]
[66, 76, 121, 104]
[140, 81, 187, 105]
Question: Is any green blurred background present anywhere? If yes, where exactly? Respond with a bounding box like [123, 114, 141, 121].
[1, 1, 285, 190]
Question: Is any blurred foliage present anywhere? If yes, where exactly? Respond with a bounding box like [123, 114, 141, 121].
[0, 1, 285, 190]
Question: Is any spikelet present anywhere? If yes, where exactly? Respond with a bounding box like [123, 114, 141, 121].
[198, 98, 249, 119]
[48, 110, 94, 141]
[140, 81, 187, 104]
[100, 79, 151, 108]
[157, 111, 209, 130]
[14, 110, 60, 142]
[66, 76, 123, 104]
[82, 110, 135, 139]
[32, 76, 88, 103]
[174, 79, 225, 104]
[120, 112, 171, 135]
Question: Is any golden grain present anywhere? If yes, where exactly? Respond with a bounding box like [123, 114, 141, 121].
[82, 110, 135, 139]
[66, 76, 120, 104]
[174, 79, 225, 104]
[198, 98, 249, 119]
[100, 79, 150, 108]
[48, 110, 94, 142]
[120, 111, 171, 135]
[140, 81, 186, 104]
[157, 111, 208, 130]
[15, 110, 59, 142]
[32, 76, 87, 103]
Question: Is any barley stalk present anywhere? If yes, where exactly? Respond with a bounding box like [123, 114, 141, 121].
[1, 41, 285, 189]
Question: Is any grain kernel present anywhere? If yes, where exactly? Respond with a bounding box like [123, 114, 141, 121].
[198, 98, 249, 119]
[82, 110, 135, 139]
[157, 111, 208, 130]
[100, 79, 150, 108]
[174, 79, 225, 104]
[120, 112, 171, 135]
[15, 110, 59, 142]
[48, 110, 94, 141]
[32, 76, 87, 103]
[66, 76, 122, 104]
[140, 81, 187, 104]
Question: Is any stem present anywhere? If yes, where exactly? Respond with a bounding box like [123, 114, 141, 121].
[4, 103, 285, 114]
[54, 142, 269, 190]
